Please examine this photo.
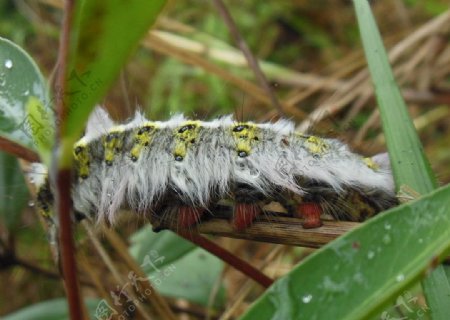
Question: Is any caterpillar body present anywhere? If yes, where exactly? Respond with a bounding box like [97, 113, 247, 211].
[32, 108, 397, 231]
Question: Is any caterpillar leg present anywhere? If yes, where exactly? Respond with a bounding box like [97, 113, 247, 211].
[232, 203, 262, 231]
[296, 202, 323, 229]
[178, 206, 206, 228]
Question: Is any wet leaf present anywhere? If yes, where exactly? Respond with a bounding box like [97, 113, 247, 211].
[0, 37, 49, 152]
[241, 184, 450, 320]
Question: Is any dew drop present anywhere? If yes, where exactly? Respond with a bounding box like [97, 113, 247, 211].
[367, 251, 375, 259]
[382, 234, 391, 244]
[396, 274, 405, 282]
[302, 294, 313, 304]
[28, 200, 35, 207]
[23, 89, 30, 96]
[384, 223, 391, 230]
[4, 59, 13, 69]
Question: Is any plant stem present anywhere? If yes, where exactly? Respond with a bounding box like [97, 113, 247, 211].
[54, 0, 84, 319]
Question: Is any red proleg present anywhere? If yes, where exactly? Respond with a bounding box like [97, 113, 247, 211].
[297, 202, 323, 228]
[233, 203, 262, 231]
[178, 206, 205, 228]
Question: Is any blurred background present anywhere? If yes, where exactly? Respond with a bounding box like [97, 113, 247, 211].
[0, 0, 449, 318]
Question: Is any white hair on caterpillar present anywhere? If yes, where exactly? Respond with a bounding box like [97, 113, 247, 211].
[32, 106, 397, 228]
[64, 107, 396, 224]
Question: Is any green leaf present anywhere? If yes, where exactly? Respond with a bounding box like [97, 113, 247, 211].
[0, 36, 49, 152]
[59, 0, 166, 166]
[26, 96, 54, 166]
[2, 298, 100, 320]
[0, 151, 29, 229]
[129, 226, 196, 273]
[129, 227, 225, 307]
[353, 1, 436, 194]
[352, 1, 449, 317]
[148, 247, 226, 308]
[241, 184, 450, 320]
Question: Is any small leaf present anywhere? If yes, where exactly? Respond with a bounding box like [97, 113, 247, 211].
[129, 226, 196, 272]
[2, 298, 100, 320]
[0, 37, 49, 152]
[0, 151, 29, 229]
[129, 227, 225, 307]
[148, 247, 226, 308]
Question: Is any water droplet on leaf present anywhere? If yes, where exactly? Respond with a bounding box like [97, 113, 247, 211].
[4, 59, 13, 69]
[302, 294, 312, 304]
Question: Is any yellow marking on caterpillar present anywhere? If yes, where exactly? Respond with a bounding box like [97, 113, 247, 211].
[104, 126, 125, 166]
[130, 122, 158, 161]
[363, 157, 379, 170]
[173, 121, 201, 161]
[294, 132, 309, 139]
[231, 123, 259, 157]
[305, 136, 329, 155]
[73, 140, 90, 179]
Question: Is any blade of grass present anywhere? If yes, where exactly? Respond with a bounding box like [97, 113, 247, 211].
[353, 0, 437, 193]
[59, 0, 167, 168]
[353, 0, 449, 318]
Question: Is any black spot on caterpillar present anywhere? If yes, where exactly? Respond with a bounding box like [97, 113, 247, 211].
[31, 108, 397, 230]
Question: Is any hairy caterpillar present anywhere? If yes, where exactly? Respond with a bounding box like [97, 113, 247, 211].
[31, 108, 397, 231]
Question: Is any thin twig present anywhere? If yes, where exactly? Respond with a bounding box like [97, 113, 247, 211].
[0, 137, 40, 162]
[177, 231, 273, 288]
[156, 215, 358, 248]
[82, 221, 154, 320]
[211, 0, 285, 117]
[102, 226, 178, 320]
[54, 1, 84, 319]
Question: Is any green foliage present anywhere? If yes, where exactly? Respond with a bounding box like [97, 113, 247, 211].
[26, 97, 54, 166]
[0, 36, 48, 151]
[353, 1, 437, 194]
[2, 298, 100, 320]
[130, 227, 225, 307]
[353, 0, 449, 317]
[0, 151, 28, 230]
[129, 225, 197, 272]
[60, 0, 167, 167]
[241, 184, 450, 319]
